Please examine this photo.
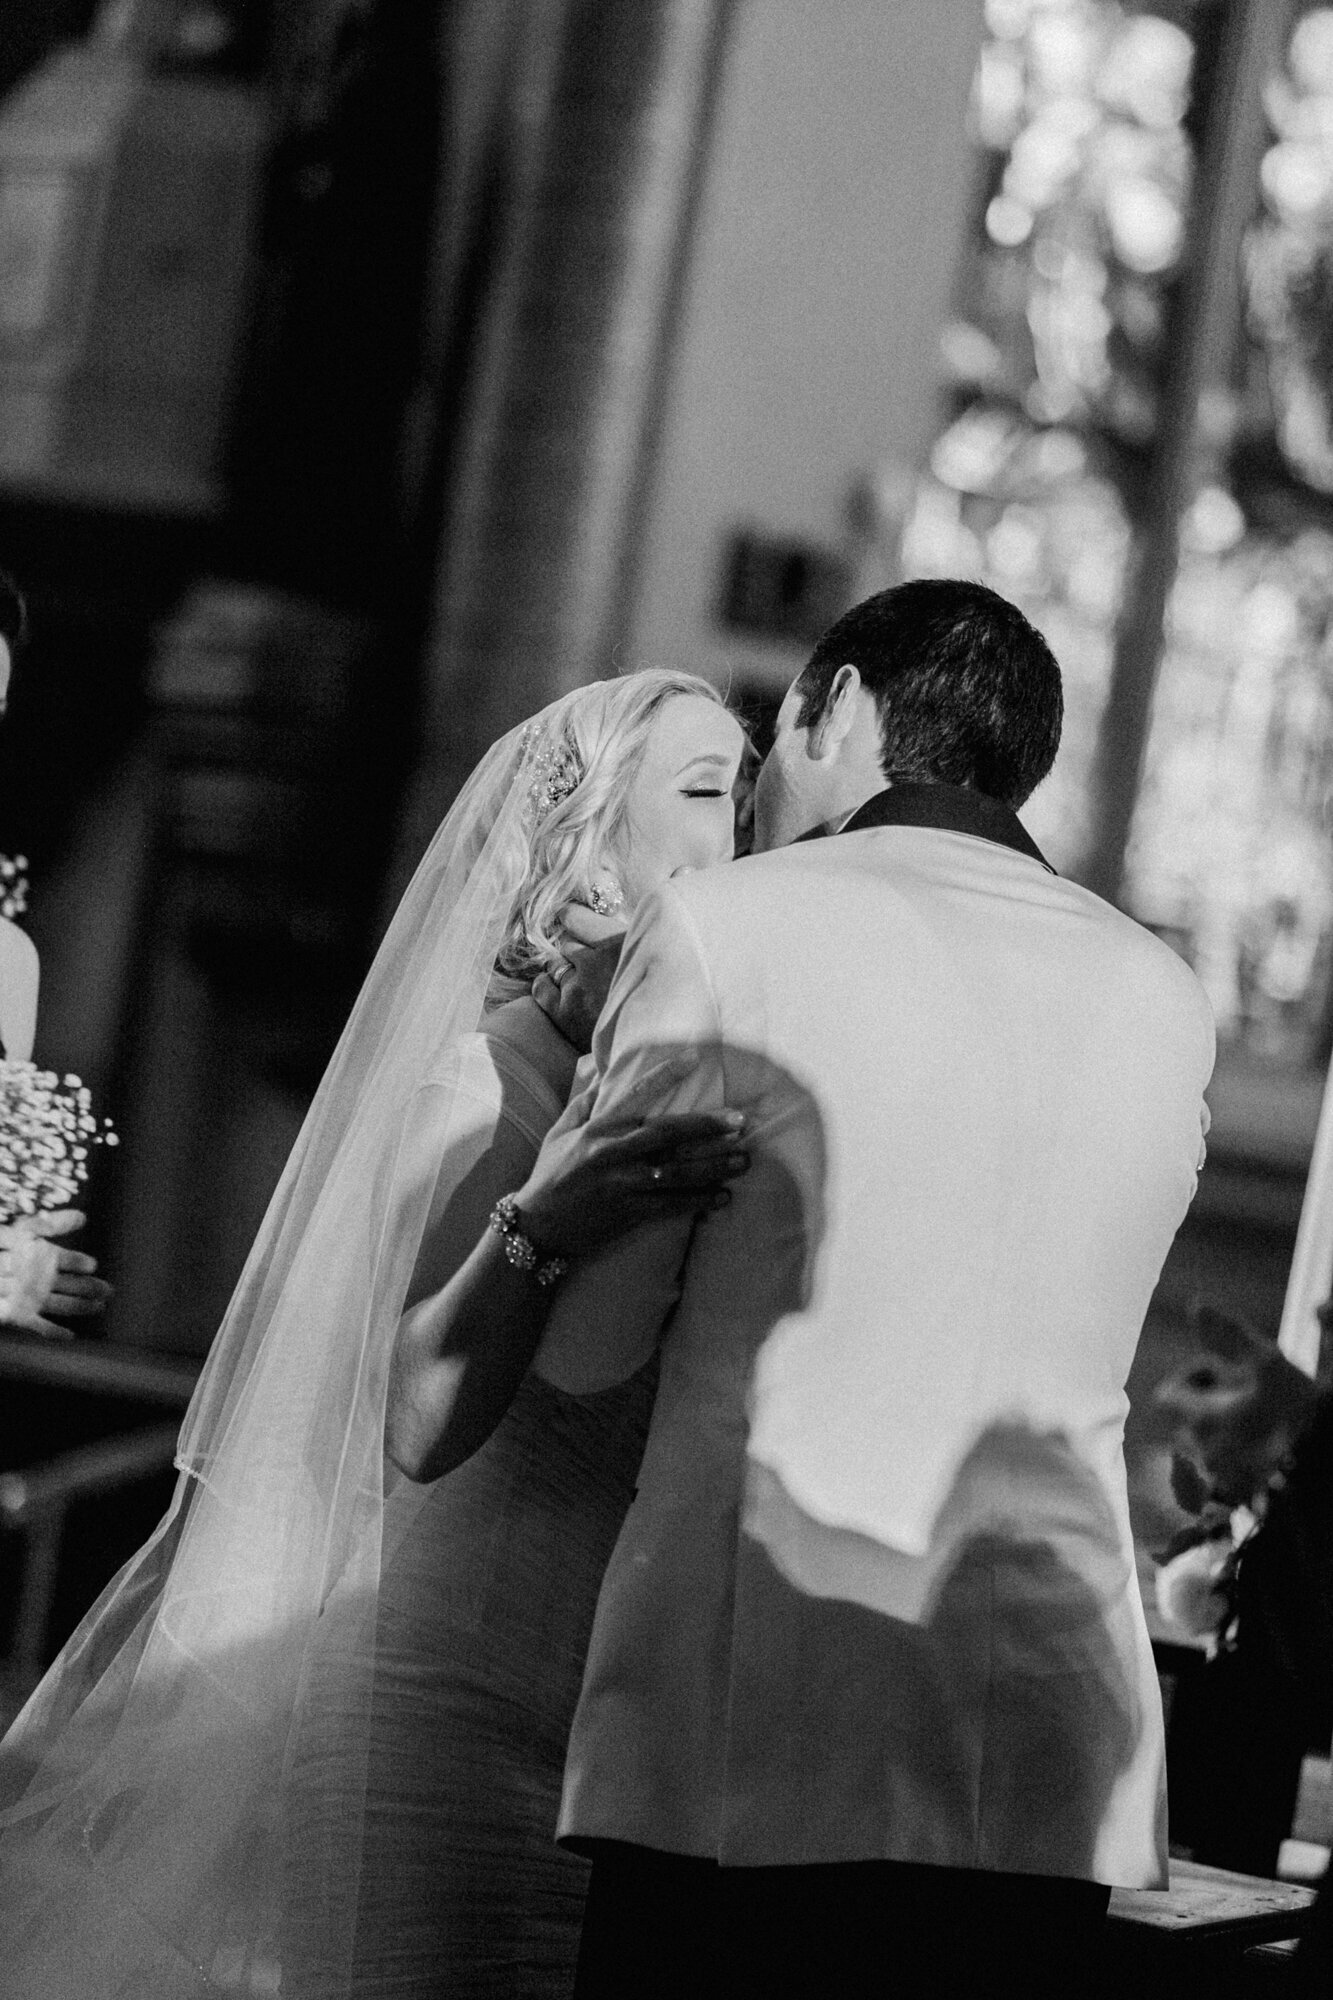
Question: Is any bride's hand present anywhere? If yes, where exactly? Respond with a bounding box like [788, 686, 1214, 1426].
[512, 1111, 749, 1260]
[533, 936, 623, 1055]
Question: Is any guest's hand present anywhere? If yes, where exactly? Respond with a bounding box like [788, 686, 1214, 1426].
[0, 1208, 114, 1340]
[514, 1111, 750, 1260]
[533, 936, 624, 1055]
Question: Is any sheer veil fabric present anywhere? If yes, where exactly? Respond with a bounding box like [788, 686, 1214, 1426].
[0, 693, 595, 1997]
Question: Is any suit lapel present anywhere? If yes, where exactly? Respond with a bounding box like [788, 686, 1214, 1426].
[805, 782, 1055, 873]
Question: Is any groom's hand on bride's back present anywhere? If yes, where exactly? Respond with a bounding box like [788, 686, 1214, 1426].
[516, 1111, 750, 1259]
[533, 936, 623, 1054]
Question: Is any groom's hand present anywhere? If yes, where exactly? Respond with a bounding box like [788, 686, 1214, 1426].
[533, 936, 623, 1054]
[515, 1110, 749, 1258]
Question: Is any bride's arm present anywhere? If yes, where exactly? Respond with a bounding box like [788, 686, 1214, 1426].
[386, 1089, 746, 1483]
[386, 1098, 556, 1483]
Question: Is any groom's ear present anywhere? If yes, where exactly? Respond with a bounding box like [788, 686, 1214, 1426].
[807, 664, 862, 762]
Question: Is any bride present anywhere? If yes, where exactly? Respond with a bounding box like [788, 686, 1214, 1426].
[0, 669, 749, 1998]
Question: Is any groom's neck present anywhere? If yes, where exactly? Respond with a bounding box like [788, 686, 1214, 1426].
[775, 790, 884, 849]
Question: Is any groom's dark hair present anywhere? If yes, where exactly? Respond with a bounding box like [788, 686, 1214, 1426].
[795, 578, 1062, 808]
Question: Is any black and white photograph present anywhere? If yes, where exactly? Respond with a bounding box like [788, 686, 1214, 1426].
[0, 2, 1331, 1994]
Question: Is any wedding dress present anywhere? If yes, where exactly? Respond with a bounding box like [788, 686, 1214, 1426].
[284, 1021, 656, 1998]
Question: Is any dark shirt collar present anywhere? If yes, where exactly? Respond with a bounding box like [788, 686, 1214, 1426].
[800, 780, 1055, 874]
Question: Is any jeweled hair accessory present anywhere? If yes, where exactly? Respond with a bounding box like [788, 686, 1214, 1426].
[521, 725, 582, 825]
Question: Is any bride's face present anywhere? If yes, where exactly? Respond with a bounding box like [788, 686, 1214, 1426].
[615, 694, 746, 909]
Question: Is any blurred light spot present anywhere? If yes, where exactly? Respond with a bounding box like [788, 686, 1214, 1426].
[1006, 117, 1083, 206]
[984, 0, 1033, 39]
[1182, 485, 1246, 557]
[1290, 9, 1333, 97]
[986, 192, 1035, 246]
[929, 407, 1018, 494]
[939, 319, 1005, 386]
[1260, 141, 1331, 220]
[973, 42, 1028, 151]
[1097, 18, 1193, 130]
[1104, 177, 1183, 272]
[1029, 11, 1095, 99]
[987, 506, 1045, 584]
[1029, 428, 1086, 481]
[1242, 579, 1299, 656]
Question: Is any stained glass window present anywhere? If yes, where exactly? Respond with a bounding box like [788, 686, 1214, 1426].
[1126, 4, 1333, 1064]
[899, 0, 1203, 872]
[901, 0, 1333, 1073]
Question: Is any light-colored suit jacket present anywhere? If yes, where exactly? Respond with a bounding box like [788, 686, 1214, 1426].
[531, 790, 1215, 1886]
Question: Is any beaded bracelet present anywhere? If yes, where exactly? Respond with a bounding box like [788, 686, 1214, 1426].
[488, 1193, 570, 1289]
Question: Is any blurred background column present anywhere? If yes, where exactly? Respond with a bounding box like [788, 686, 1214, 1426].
[1081, 0, 1294, 907]
[391, 0, 739, 889]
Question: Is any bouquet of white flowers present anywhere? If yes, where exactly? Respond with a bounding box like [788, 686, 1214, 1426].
[0, 853, 27, 921]
[0, 1060, 118, 1223]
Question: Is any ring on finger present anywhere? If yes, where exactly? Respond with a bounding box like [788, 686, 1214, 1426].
[648, 1164, 665, 1185]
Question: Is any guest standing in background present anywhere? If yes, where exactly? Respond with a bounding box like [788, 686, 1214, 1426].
[0, 570, 113, 1339]
[0, 572, 38, 1062]
[1157, 1304, 1332, 1994]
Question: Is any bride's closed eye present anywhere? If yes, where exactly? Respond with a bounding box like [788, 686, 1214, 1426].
[683, 788, 726, 798]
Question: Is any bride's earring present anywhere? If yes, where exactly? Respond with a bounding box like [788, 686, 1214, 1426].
[588, 881, 625, 917]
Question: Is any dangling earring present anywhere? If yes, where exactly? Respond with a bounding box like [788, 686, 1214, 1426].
[588, 881, 625, 917]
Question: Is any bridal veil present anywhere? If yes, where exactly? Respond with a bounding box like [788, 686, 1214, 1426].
[0, 689, 603, 1997]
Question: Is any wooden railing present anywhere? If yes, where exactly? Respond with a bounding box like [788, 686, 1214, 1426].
[0, 1423, 180, 1694]
[0, 1329, 199, 1407]
[0, 1331, 199, 1723]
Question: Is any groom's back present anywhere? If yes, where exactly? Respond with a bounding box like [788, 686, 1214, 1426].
[557, 816, 1214, 1886]
[676, 824, 1213, 1540]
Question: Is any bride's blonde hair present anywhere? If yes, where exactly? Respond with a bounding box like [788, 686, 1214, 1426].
[496, 668, 731, 984]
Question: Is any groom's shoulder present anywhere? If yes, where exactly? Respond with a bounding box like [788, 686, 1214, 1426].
[689, 843, 816, 897]
[619, 852, 800, 979]
[1060, 878, 1215, 1043]
[663, 845, 812, 926]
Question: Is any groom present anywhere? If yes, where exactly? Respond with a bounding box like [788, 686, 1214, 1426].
[523, 579, 1215, 1998]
